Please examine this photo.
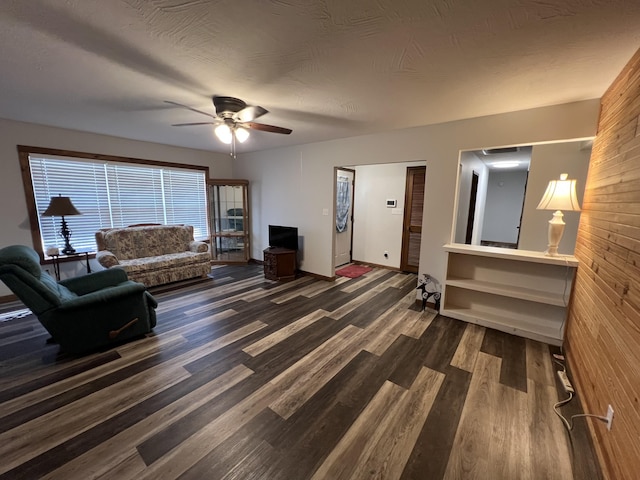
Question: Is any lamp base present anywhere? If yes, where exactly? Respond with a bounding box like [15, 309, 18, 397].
[545, 246, 560, 256]
[545, 210, 565, 257]
[60, 216, 76, 255]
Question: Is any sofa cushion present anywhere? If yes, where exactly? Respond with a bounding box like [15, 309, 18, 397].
[98, 225, 195, 259]
[118, 251, 210, 275]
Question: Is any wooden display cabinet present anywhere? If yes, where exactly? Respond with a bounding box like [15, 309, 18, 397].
[208, 179, 250, 263]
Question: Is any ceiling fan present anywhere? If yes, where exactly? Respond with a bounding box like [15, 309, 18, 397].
[166, 96, 292, 155]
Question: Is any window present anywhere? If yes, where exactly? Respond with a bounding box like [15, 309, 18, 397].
[19, 147, 209, 254]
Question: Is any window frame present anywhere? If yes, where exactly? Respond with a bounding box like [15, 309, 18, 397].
[17, 145, 210, 259]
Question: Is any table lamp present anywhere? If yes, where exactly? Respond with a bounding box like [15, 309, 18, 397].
[42, 195, 81, 254]
[536, 173, 581, 256]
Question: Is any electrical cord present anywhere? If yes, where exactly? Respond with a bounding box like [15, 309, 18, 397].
[553, 392, 609, 432]
[552, 354, 609, 432]
[555, 257, 572, 338]
[562, 257, 571, 307]
[551, 265, 612, 433]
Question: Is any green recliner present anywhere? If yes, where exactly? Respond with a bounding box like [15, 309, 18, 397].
[0, 245, 157, 354]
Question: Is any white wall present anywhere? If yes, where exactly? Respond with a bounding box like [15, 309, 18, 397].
[518, 140, 590, 254]
[481, 169, 529, 244]
[0, 118, 232, 296]
[454, 151, 489, 244]
[234, 99, 600, 286]
[350, 161, 424, 268]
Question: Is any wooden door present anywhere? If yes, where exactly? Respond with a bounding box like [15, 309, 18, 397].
[515, 171, 529, 247]
[465, 171, 479, 244]
[400, 166, 425, 273]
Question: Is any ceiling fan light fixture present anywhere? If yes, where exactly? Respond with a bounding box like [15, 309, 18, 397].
[235, 127, 250, 143]
[167, 97, 291, 153]
[214, 124, 232, 144]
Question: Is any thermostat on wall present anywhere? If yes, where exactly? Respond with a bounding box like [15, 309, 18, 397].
[386, 199, 397, 208]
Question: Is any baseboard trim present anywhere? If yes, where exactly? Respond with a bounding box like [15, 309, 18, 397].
[351, 259, 402, 272]
[0, 294, 18, 304]
[299, 270, 335, 282]
[251, 259, 403, 282]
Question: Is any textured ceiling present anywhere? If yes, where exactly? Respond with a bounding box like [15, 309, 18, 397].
[0, 0, 639, 154]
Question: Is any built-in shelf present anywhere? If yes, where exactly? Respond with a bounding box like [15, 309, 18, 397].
[445, 277, 569, 306]
[441, 244, 578, 346]
[442, 306, 562, 345]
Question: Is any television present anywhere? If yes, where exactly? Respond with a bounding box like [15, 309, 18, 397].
[268, 225, 298, 251]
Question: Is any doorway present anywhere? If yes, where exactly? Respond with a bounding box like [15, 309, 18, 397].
[400, 166, 425, 273]
[480, 169, 529, 248]
[334, 168, 355, 268]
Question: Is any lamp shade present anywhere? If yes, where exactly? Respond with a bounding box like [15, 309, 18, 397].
[235, 126, 250, 143]
[536, 173, 581, 212]
[42, 195, 81, 216]
[214, 124, 233, 144]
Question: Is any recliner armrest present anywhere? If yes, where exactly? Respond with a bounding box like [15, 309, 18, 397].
[57, 281, 147, 310]
[145, 290, 158, 309]
[60, 268, 129, 294]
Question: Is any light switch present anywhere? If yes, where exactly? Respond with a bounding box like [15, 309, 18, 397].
[322, 208, 329, 216]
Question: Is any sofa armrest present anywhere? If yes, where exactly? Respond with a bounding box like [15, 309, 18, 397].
[96, 250, 120, 268]
[58, 281, 147, 310]
[60, 268, 129, 294]
[189, 241, 209, 253]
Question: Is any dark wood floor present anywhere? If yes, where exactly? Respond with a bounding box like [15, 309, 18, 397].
[0, 264, 602, 479]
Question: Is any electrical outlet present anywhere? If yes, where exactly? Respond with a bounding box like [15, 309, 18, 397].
[556, 370, 574, 393]
[606, 404, 614, 431]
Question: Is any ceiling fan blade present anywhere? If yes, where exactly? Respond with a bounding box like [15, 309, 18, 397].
[245, 122, 292, 135]
[171, 122, 216, 126]
[236, 105, 268, 123]
[164, 100, 217, 120]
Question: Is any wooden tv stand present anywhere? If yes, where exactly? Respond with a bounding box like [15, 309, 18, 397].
[263, 247, 296, 281]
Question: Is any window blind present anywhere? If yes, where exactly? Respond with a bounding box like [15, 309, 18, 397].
[29, 155, 209, 251]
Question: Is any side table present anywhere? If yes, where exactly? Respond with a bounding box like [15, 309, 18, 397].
[46, 249, 94, 281]
[263, 247, 296, 281]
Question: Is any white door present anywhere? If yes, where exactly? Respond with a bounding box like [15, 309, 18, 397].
[335, 168, 354, 267]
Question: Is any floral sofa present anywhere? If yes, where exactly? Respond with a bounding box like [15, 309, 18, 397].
[95, 224, 210, 287]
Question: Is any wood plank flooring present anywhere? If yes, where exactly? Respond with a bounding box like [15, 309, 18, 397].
[0, 264, 602, 479]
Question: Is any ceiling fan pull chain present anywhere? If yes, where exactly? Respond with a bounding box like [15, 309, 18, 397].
[231, 132, 237, 159]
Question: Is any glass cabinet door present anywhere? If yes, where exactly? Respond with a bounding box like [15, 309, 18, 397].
[208, 179, 250, 263]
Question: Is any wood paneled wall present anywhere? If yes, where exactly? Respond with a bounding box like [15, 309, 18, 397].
[567, 47, 640, 480]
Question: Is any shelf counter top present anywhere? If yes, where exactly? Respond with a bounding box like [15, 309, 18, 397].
[443, 243, 578, 267]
